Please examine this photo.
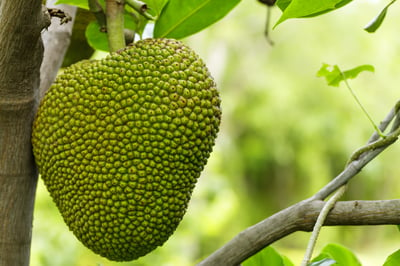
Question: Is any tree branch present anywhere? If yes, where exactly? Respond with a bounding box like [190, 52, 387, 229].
[198, 199, 400, 266]
[0, 1, 49, 265]
[198, 100, 400, 266]
[39, 2, 77, 100]
[47, 8, 73, 24]
[312, 100, 400, 201]
[0, 0, 74, 264]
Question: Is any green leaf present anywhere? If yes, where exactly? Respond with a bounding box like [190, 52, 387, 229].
[311, 243, 362, 266]
[85, 21, 109, 52]
[282, 255, 295, 266]
[364, 0, 396, 33]
[383, 249, 400, 266]
[153, 0, 240, 39]
[317, 63, 374, 87]
[274, 0, 352, 27]
[308, 258, 336, 266]
[242, 246, 294, 266]
[124, 12, 140, 31]
[143, 0, 169, 18]
[55, 0, 89, 9]
[276, 0, 291, 11]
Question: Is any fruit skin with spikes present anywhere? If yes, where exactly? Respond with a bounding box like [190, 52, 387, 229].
[32, 38, 221, 261]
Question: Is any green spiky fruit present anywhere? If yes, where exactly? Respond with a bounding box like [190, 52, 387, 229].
[32, 38, 221, 261]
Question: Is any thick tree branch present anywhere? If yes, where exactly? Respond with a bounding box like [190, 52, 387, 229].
[198, 199, 400, 266]
[0, 0, 74, 264]
[198, 100, 400, 266]
[0, 1, 49, 265]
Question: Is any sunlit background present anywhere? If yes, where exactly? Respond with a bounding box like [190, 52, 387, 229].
[31, 1, 400, 265]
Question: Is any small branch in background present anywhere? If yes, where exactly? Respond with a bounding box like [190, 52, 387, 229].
[368, 100, 399, 143]
[47, 8, 72, 25]
[106, 0, 126, 52]
[312, 99, 400, 201]
[301, 186, 347, 266]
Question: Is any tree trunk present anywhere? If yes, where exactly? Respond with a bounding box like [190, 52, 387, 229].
[0, 1, 47, 265]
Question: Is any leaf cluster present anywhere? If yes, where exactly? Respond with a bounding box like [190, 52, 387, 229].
[275, 0, 396, 33]
[56, 0, 240, 51]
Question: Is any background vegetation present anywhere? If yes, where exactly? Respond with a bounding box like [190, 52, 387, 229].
[31, 1, 400, 265]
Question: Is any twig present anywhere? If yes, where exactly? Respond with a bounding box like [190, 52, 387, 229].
[301, 186, 347, 266]
[47, 8, 72, 25]
[368, 100, 400, 143]
[312, 99, 400, 201]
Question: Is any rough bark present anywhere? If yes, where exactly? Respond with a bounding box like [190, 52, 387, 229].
[0, 0, 74, 265]
[0, 1, 48, 265]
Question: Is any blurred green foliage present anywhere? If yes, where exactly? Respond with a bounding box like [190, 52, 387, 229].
[32, 1, 400, 265]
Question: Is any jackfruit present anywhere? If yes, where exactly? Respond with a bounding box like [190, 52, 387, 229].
[32, 38, 221, 261]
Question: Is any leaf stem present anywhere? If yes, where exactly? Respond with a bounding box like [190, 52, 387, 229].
[125, 0, 156, 20]
[264, 6, 274, 45]
[339, 68, 386, 138]
[105, 0, 125, 52]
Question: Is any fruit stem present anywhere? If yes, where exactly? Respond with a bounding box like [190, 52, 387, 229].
[105, 0, 125, 52]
